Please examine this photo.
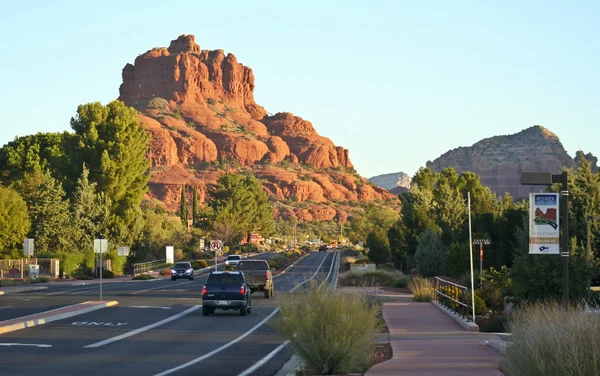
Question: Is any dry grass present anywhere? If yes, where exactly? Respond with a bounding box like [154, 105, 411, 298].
[338, 270, 408, 288]
[502, 302, 600, 376]
[409, 276, 435, 302]
[270, 280, 381, 375]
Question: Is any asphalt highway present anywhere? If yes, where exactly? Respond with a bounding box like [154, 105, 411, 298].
[0, 251, 339, 376]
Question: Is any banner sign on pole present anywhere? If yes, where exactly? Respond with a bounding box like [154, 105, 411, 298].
[166, 246, 174, 264]
[23, 239, 34, 257]
[118, 246, 130, 256]
[529, 193, 560, 254]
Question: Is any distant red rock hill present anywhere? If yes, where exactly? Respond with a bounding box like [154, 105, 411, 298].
[118, 34, 399, 220]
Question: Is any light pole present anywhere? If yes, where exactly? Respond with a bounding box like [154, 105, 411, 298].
[521, 171, 569, 306]
[467, 192, 476, 323]
[587, 214, 600, 301]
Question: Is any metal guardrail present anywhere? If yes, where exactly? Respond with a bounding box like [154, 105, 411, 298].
[434, 277, 472, 321]
[133, 259, 171, 275]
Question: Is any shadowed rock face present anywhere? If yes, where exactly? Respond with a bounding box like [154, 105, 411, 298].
[426, 126, 577, 198]
[118, 34, 398, 218]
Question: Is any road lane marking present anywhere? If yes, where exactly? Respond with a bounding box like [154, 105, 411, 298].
[237, 340, 291, 376]
[0, 343, 52, 348]
[129, 306, 172, 310]
[47, 283, 128, 296]
[153, 252, 334, 376]
[0, 305, 13, 310]
[83, 305, 201, 348]
[72, 321, 128, 326]
[130, 281, 192, 295]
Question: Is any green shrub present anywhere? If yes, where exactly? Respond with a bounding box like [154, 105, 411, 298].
[501, 303, 600, 376]
[479, 266, 511, 313]
[338, 270, 406, 287]
[103, 270, 115, 279]
[353, 259, 368, 264]
[29, 276, 50, 284]
[462, 291, 487, 315]
[192, 259, 209, 269]
[270, 281, 380, 374]
[76, 275, 93, 280]
[409, 276, 435, 302]
[132, 274, 155, 280]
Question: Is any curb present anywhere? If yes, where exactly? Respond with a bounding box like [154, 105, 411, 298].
[0, 286, 48, 295]
[274, 353, 303, 376]
[432, 301, 479, 332]
[0, 300, 119, 335]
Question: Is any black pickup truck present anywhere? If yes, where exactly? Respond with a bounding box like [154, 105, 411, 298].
[202, 271, 251, 316]
[235, 260, 274, 299]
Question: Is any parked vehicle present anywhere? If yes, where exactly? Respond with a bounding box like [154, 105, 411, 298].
[235, 260, 274, 298]
[202, 271, 251, 316]
[171, 262, 194, 281]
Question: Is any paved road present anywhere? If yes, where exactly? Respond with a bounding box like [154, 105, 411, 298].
[0, 251, 339, 376]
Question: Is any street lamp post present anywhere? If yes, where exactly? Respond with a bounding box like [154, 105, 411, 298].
[521, 171, 569, 306]
[587, 214, 600, 301]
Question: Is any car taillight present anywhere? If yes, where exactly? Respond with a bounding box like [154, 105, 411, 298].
[265, 271, 269, 279]
[240, 285, 245, 295]
[202, 286, 207, 295]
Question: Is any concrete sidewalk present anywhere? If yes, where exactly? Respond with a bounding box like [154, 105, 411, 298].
[366, 301, 504, 376]
[0, 300, 118, 335]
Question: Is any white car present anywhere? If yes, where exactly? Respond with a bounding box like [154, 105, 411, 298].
[225, 255, 242, 267]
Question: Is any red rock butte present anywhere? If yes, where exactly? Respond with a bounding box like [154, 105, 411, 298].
[118, 34, 398, 220]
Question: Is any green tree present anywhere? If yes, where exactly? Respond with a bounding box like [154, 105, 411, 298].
[192, 184, 200, 226]
[17, 170, 74, 253]
[71, 164, 112, 254]
[0, 186, 30, 257]
[415, 228, 445, 277]
[70, 100, 150, 245]
[367, 230, 391, 265]
[348, 203, 399, 243]
[201, 173, 274, 246]
[180, 184, 188, 227]
[433, 168, 467, 244]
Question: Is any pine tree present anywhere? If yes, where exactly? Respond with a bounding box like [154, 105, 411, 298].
[70, 100, 150, 245]
[192, 185, 199, 226]
[17, 170, 74, 253]
[180, 185, 188, 228]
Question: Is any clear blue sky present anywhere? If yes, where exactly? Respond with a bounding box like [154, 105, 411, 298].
[1, 0, 598, 178]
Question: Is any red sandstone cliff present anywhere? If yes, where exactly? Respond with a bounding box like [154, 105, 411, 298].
[118, 35, 398, 219]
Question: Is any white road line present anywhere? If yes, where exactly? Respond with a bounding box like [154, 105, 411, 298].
[129, 281, 192, 295]
[153, 252, 334, 376]
[46, 283, 128, 296]
[237, 251, 338, 376]
[84, 305, 201, 348]
[70, 283, 132, 295]
[0, 343, 52, 348]
[154, 308, 281, 376]
[0, 305, 13, 310]
[128, 306, 172, 310]
[237, 340, 291, 376]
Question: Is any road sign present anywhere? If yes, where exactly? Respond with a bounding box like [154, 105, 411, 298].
[210, 240, 222, 252]
[199, 239, 205, 249]
[473, 239, 491, 245]
[118, 246, 130, 256]
[166, 246, 174, 264]
[23, 239, 34, 257]
[94, 239, 108, 254]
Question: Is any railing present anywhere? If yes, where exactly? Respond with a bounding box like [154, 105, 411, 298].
[0, 258, 59, 278]
[133, 259, 170, 275]
[434, 277, 472, 321]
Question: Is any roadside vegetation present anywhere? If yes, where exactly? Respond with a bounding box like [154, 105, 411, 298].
[502, 302, 600, 376]
[132, 274, 155, 280]
[271, 280, 381, 375]
[408, 276, 435, 302]
[0, 276, 50, 286]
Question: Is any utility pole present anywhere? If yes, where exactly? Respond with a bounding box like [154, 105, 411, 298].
[468, 192, 476, 323]
[587, 215, 600, 301]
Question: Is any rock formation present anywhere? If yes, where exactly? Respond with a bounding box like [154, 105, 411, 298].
[426, 126, 577, 198]
[118, 35, 398, 218]
[368, 172, 412, 192]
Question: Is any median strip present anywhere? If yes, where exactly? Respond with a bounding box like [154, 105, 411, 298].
[0, 301, 118, 335]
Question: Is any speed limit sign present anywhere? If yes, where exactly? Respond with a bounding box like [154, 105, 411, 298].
[210, 240, 222, 251]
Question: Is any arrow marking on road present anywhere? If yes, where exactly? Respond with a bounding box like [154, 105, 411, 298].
[0, 343, 52, 348]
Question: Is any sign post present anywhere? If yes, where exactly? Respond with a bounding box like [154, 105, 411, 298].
[210, 240, 222, 270]
[94, 239, 108, 302]
[521, 171, 569, 306]
[473, 239, 491, 286]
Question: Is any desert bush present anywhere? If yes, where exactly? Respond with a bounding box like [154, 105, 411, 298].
[338, 270, 407, 288]
[502, 302, 600, 376]
[270, 281, 380, 374]
[158, 267, 172, 276]
[103, 270, 115, 279]
[29, 276, 50, 283]
[353, 259, 368, 264]
[192, 259, 209, 269]
[147, 97, 169, 111]
[75, 275, 93, 280]
[409, 276, 435, 302]
[132, 274, 155, 280]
